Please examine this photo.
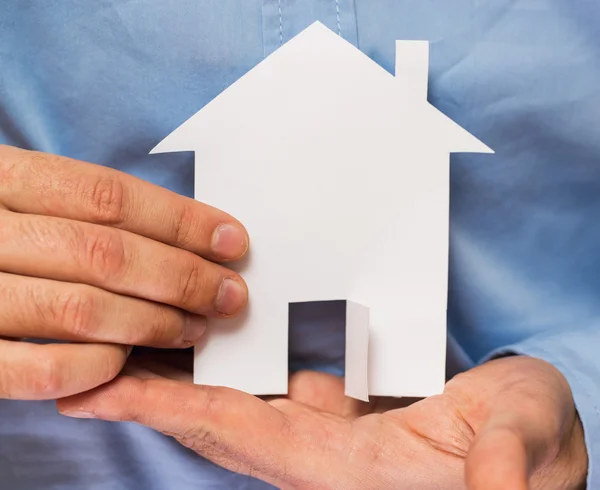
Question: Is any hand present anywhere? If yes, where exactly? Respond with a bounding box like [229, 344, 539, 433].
[57, 354, 587, 489]
[0, 145, 248, 400]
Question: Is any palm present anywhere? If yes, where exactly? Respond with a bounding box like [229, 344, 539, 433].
[59, 354, 586, 490]
[272, 360, 580, 490]
[269, 369, 467, 489]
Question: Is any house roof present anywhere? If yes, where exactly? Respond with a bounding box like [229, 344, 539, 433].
[151, 21, 493, 156]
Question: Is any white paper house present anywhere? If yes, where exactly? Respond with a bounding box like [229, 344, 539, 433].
[151, 22, 493, 400]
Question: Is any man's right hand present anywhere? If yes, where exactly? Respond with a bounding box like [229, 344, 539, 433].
[0, 145, 249, 400]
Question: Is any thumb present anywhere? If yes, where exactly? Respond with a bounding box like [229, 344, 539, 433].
[56, 375, 298, 487]
[465, 420, 531, 490]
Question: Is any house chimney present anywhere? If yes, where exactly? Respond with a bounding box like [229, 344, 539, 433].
[395, 41, 429, 100]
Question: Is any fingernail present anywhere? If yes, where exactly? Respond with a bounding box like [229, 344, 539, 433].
[215, 278, 246, 315]
[211, 224, 248, 260]
[183, 314, 207, 344]
[60, 410, 96, 419]
[126, 345, 133, 357]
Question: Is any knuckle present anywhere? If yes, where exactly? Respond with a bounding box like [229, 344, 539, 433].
[171, 202, 195, 247]
[83, 176, 127, 225]
[51, 288, 98, 339]
[177, 386, 224, 450]
[177, 259, 208, 308]
[141, 307, 172, 346]
[80, 228, 127, 282]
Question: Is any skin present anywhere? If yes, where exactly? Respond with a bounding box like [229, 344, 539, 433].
[1, 145, 588, 487]
[0, 144, 249, 400]
[59, 354, 588, 490]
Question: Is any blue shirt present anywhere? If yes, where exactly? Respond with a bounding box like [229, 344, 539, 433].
[1, 1, 599, 488]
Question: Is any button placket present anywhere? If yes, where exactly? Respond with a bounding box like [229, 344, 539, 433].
[262, 0, 358, 57]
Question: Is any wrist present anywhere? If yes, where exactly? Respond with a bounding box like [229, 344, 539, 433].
[565, 413, 588, 489]
[535, 407, 588, 490]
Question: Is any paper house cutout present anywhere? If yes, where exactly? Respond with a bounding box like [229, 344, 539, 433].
[151, 21, 493, 400]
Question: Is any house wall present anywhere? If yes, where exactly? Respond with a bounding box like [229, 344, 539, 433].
[188, 40, 455, 396]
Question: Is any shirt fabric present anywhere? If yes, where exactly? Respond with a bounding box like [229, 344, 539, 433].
[1, 1, 599, 488]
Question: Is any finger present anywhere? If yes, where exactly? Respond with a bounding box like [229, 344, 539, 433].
[459, 357, 582, 490]
[132, 350, 194, 373]
[0, 145, 248, 261]
[57, 377, 345, 488]
[57, 377, 298, 486]
[286, 370, 370, 419]
[0, 340, 128, 400]
[0, 210, 247, 316]
[125, 355, 194, 382]
[465, 424, 529, 490]
[0, 272, 207, 348]
[121, 363, 165, 380]
[371, 396, 421, 414]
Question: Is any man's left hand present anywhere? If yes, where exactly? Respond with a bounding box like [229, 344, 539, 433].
[57, 355, 588, 490]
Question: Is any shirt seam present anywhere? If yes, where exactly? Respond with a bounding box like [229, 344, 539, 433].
[278, 0, 283, 46]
